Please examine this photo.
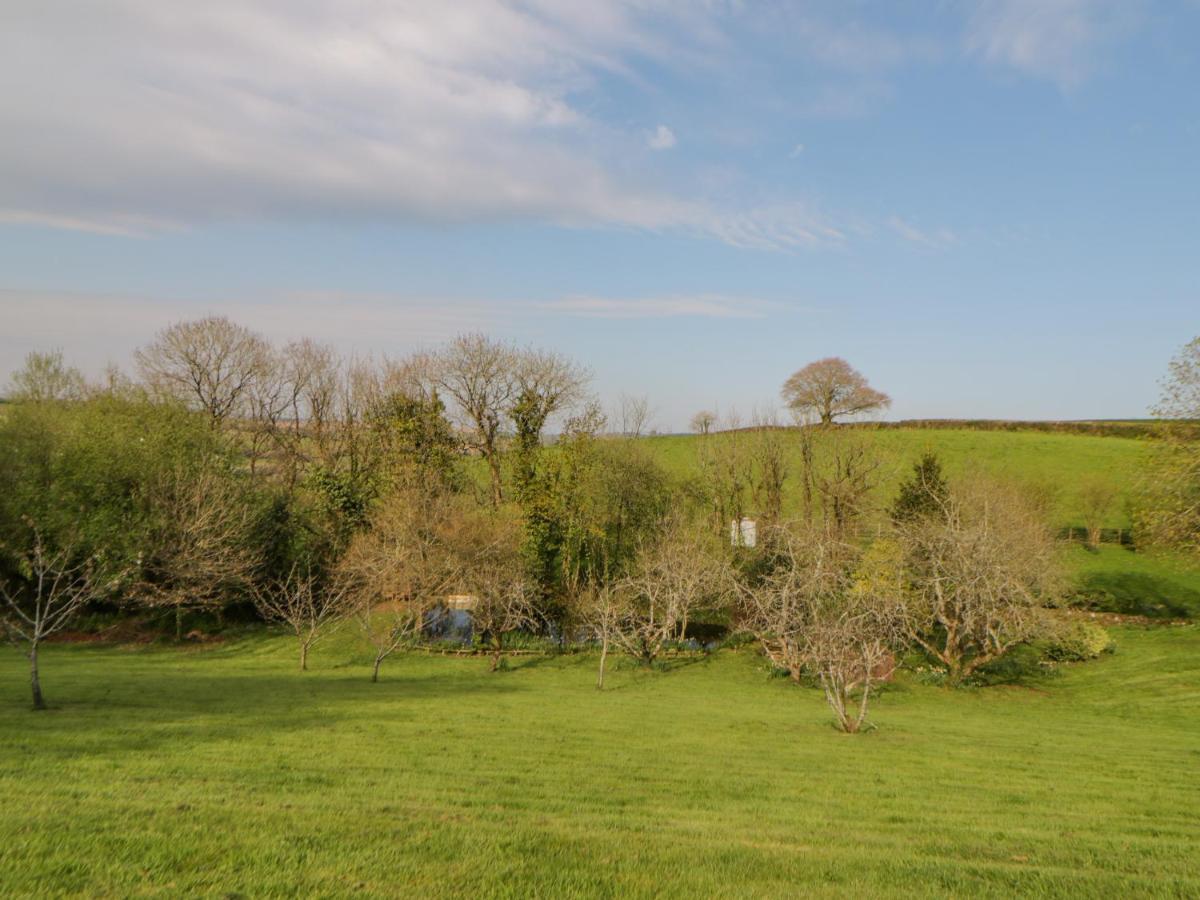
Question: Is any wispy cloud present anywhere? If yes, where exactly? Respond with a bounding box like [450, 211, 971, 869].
[964, 0, 1142, 89]
[540, 295, 775, 319]
[887, 216, 958, 249]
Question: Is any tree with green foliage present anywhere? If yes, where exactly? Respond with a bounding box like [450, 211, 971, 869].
[1139, 336, 1200, 556]
[890, 452, 950, 523]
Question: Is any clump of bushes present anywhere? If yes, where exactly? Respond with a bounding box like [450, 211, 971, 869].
[1044, 620, 1114, 662]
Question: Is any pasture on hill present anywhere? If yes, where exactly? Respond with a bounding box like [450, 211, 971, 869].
[1, 625, 1198, 897]
[642, 427, 1149, 532]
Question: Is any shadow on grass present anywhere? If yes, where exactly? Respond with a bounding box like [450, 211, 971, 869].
[1076, 572, 1200, 619]
[1, 665, 526, 761]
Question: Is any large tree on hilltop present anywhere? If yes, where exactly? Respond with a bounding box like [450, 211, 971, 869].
[781, 357, 891, 425]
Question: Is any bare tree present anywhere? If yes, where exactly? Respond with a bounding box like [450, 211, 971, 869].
[135, 316, 273, 426]
[690, 410, 717, 436]
[1, 530, 105, 709]
[737, 523, 905, 732]
[748, 412, 788, 525]
[512, 348, 589, 440]
[615, 521, 731, 666]
[455, 512, 538, 671]
[253, 566, 353, 671]
[6, 350, 86, 403]
[433, 333, 517, 506]
[337, 490, 462, 681]
[781, 357, 891, 425]
[137, 465, 260, 640]
[897, 477, 1063, 684]
[577, 582, 629, 689]
[616, 393, 653, 438]
[813, 430, 880, 535]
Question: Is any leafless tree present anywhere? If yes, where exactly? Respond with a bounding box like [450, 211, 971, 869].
[1, 529, 106, 709]
[697, 413, 750, 536]
[577, 581, 630, 689]
[252, 566, 353, 671]
[512, 348, 590, 439]
[781, 357, 891, 425]
[6, 350, 86, 403]
[137, 465, 260, 640]
[812, 430, 880, 535]
[616, 393, 653, 438]
[748, 412, 788, 525]
[135, 316, 274, 426]
[615, 521, 731, 666]
[454, 512, 538, 671]
[690, 409, 717, 436]
[737, 523, 905, 732]
[897, 477, 1063, 684]
[337, 490, 463, 681]
[433, 333, 517, 506]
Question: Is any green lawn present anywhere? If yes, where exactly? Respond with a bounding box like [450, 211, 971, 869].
[2, 625, 1199, 897]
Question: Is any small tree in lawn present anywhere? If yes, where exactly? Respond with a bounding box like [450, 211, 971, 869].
[738, 523, 905, 732]
[253, 565, 352, 671]
[1, 529, 105, 710]
[578, 580, 631, 689]
[338, 490, 462, 682]
[455, 509, 539, 671]
[781, 357, 891, 425]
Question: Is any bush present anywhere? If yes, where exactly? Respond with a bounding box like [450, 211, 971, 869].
[1045, 620, 1114, 662]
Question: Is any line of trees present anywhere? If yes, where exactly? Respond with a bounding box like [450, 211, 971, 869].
[3, 323, 1194, 730]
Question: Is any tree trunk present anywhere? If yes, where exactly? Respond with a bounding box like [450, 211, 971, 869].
[486, 447, 504, 507]
[371, 652, 384, 683]
[29, 642, 46, 711]
[597, 636, 609, 690]
[299, 640, 309, 672]
[490, 634, 503, 672]
[175, 605, 184, 642]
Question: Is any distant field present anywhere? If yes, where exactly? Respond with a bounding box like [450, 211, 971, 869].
[1, 625, 1198, 897]
[643, 427, 1150, 531]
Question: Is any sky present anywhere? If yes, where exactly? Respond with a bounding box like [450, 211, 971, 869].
[1, 0, 1197, 430]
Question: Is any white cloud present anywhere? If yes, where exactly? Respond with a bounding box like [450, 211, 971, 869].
[647, 125, 677, 150]
[887, 216, 958, 249]
[541, 294, 774, 319]
[965, 0, 1141, 88]
[789, 143, 806, 158]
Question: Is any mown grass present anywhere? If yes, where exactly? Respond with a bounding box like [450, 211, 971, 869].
[2, 624, 1198, 897]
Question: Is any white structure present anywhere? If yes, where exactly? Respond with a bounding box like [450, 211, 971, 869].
[730, 518, 757, 548]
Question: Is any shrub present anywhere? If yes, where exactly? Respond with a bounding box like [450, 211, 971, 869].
[1045, 620, 1114, 662]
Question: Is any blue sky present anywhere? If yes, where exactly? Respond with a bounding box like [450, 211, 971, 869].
[1, 1, 1197, 429]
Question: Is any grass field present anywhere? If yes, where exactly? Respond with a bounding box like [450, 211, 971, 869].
[643, 428, 1149, 531]
[2, 623, 1199, 898]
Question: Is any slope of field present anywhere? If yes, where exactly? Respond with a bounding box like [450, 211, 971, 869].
[1, 626, 1198, 897]
[643, 428, 1149, 531]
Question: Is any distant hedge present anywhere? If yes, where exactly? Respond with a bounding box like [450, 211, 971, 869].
[842, 419, 1200, 440]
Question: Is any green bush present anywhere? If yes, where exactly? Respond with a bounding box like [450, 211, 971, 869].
[1045, 620, 1114, 661]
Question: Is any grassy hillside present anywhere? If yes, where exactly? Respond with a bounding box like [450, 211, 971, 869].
[643, 428, 1150, 531]
[1, 626, 1198, 897]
